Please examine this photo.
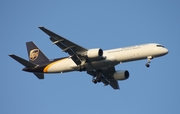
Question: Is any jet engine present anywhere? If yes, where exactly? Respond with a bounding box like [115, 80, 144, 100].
[113, 70, 129, 80]
[86, 48, 103, 59]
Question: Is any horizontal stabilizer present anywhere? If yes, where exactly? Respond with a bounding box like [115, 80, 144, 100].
[9, 54, 37, 68]
[33, 73, 44, 79]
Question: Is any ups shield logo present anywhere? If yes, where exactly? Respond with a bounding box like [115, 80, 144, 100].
[30, 49, 39, 61]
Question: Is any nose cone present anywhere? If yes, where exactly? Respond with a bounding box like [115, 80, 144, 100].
[162, 48, 169, 55]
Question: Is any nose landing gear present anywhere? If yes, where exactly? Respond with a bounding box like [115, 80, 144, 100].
[145, 56, 153, 68]
[145, 63, 150, 67]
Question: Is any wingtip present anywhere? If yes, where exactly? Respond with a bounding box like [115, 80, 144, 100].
[26, 41, 33, 44]
[9, 54, 14, 56]
[38, 26, 44, 29]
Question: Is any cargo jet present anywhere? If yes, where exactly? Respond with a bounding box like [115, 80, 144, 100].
[9, 27, 168, 89]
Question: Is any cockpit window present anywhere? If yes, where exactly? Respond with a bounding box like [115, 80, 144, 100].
[156, 45, 164, 47]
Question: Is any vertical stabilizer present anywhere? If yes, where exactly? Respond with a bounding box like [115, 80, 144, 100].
[26, 41, 49, 64]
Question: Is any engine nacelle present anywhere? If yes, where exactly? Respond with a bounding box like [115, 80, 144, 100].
[86, 48, 103, 59]
[113, 70, 129, 80]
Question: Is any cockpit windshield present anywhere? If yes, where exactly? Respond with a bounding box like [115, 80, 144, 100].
[156, 45, 165, 47]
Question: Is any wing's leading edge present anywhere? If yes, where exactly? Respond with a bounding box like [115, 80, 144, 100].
[38, 27, 87, 53]
[38, 27, 88, 65]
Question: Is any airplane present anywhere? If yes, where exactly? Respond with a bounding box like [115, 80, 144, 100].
[9, 27, 169, 90]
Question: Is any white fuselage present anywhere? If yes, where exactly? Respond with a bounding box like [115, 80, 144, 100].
[43, 43, 168, 73]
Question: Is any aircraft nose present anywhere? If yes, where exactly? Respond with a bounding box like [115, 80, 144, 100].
[163, 48, 169, 55]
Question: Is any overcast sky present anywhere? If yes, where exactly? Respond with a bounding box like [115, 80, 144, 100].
[1, 0, 180, 114]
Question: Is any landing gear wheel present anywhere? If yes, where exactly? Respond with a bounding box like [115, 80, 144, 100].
[92, 79, 97, 84]
[97, 78, 101, 83]
[79, 66, 86, 72]
[145, 56, 153, 68]
[145, 63, 150, 68]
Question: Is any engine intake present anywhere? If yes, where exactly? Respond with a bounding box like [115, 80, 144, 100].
[87, 48, 103, 59]
[113, 70, 129, 80]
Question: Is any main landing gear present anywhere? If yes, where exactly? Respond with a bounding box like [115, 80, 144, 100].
[92, 70, 101, 84]
[79, 66, 86, 72]
[78, 60, 87, 72]
[92, 78, 101, 84]
[145, 56, 153, 68]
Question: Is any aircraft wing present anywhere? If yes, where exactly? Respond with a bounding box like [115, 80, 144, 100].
[39, 27, 88, 65]
[101, 67, 120, 89]
[87, 67, 120, 90]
